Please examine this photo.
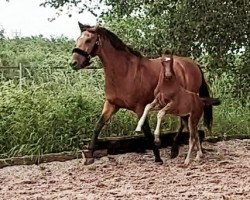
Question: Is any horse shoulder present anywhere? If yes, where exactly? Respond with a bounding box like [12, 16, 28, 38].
[136, 58, 161, 92]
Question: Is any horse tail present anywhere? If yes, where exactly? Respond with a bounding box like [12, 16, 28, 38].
[201, 97, 221, 106]
[198, 65, 213, 132]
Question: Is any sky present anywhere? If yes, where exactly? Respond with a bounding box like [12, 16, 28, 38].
[0, 0, 98, 39]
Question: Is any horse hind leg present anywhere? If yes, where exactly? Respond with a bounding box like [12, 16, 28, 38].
[195, 138, 203, 161]
[171, 116, 189, 159]
[194, 111, 204, 160]
[184, 118, 196, 165]
[194, 126, 203, 161]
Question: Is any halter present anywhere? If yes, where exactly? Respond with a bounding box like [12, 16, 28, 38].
[72, 48, 90, 58]
[72, 37, 100, 66]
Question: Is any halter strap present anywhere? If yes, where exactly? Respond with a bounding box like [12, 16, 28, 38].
[72, 48, 90, 58]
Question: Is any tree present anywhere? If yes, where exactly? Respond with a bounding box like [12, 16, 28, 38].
[41, 1, 250, 55]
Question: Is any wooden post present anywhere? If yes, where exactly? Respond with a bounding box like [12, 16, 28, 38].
[19, 63, 22, 89]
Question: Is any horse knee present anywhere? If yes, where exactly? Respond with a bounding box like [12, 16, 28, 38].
[157, 110, 165, 119]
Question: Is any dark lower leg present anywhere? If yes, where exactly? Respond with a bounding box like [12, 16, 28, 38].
[142, 118, 162, 163]
[170, 128, 182, 158]
[88, 101, 118, 156]
[88, 116, 106, 153]
[84, 116, 106, 165]
[171, 116, 188, 158]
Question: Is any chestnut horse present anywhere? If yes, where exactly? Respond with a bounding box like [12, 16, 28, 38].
[135, 54, 220, 165]
[71, 22, 213, 164]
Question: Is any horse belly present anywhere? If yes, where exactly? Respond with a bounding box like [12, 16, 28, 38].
[106, 94, 138, 111]
[173, 97, 193, 116]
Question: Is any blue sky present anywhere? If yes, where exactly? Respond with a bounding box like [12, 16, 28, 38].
[0, 0, 97, 39]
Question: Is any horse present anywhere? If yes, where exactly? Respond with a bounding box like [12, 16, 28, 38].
[70, 22, 213, 164]
[135, 54, 220, 165]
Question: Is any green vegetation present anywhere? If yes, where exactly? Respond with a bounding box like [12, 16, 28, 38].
[1, 0, 250, 158]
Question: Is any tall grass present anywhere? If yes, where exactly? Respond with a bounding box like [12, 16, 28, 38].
[209, 72, 250, 136]
[0, 69, 102, 158]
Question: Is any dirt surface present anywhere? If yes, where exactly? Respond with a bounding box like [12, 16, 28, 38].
[0, 139, 249, 200]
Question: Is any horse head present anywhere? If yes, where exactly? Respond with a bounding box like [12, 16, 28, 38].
[161, 52, 174, 80]
[71, 22, 100, 70]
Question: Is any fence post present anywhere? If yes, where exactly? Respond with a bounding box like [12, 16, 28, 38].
[19, 63, 22, 90]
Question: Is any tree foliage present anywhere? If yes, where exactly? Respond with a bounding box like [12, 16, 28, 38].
[42, 1, 250, 55]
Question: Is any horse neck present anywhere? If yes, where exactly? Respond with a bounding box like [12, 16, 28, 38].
[160, 76, 181, 97]
[97, 39, 139, 76]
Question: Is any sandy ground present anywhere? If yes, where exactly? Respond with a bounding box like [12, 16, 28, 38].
[0, 139, 249, 200]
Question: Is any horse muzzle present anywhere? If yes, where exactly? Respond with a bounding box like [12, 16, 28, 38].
[71, 48, 92, 70]
[70, 57, 91, 70]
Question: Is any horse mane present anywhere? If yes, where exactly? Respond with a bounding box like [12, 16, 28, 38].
[84, 25, 142, 57]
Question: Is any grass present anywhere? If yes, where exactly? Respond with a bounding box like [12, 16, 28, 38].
[209, 72, 250, 136]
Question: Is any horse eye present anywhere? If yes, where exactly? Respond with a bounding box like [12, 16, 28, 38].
[86, 39, 91, 43]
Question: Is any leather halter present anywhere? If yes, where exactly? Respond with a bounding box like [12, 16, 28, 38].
[72, 48, 90, 58]
[72, 37, 99, 66]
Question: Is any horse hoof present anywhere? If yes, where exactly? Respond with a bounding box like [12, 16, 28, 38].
[195, 157, 201, 162]
[83, 149, 93, 158]
[84, 158, 95, 165]
[170, 147, 179, 159]
[154, 141, 161, 147]
[195, 153, 203, 161]
[184, 159, 190, 166]
[154, 139, 161, 147]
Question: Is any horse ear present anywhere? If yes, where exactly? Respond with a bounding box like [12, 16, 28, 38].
[78, 22, 84, 32]
[164, 49, 172, 55]
[78, 22, 89, 32]
[161, 55, 165, 62]
[95, 23, 100, 29]
[88, 23, 100, 32]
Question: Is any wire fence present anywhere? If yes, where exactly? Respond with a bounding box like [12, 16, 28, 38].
[0, 64, 65, 88]
[0, 64, 102, 89]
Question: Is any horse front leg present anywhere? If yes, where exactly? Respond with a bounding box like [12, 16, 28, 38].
[154, 102, 174, 146]
[142, 118, 163, 163]
[135, 99, 157, 132]
[85, 100, 118, 165]
[154, 109, 166, 146]
[135, 102, 162, 164]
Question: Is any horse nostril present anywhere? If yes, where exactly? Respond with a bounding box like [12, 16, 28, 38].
[70, 61, 77, 68]
[165, 74, 172, 80]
